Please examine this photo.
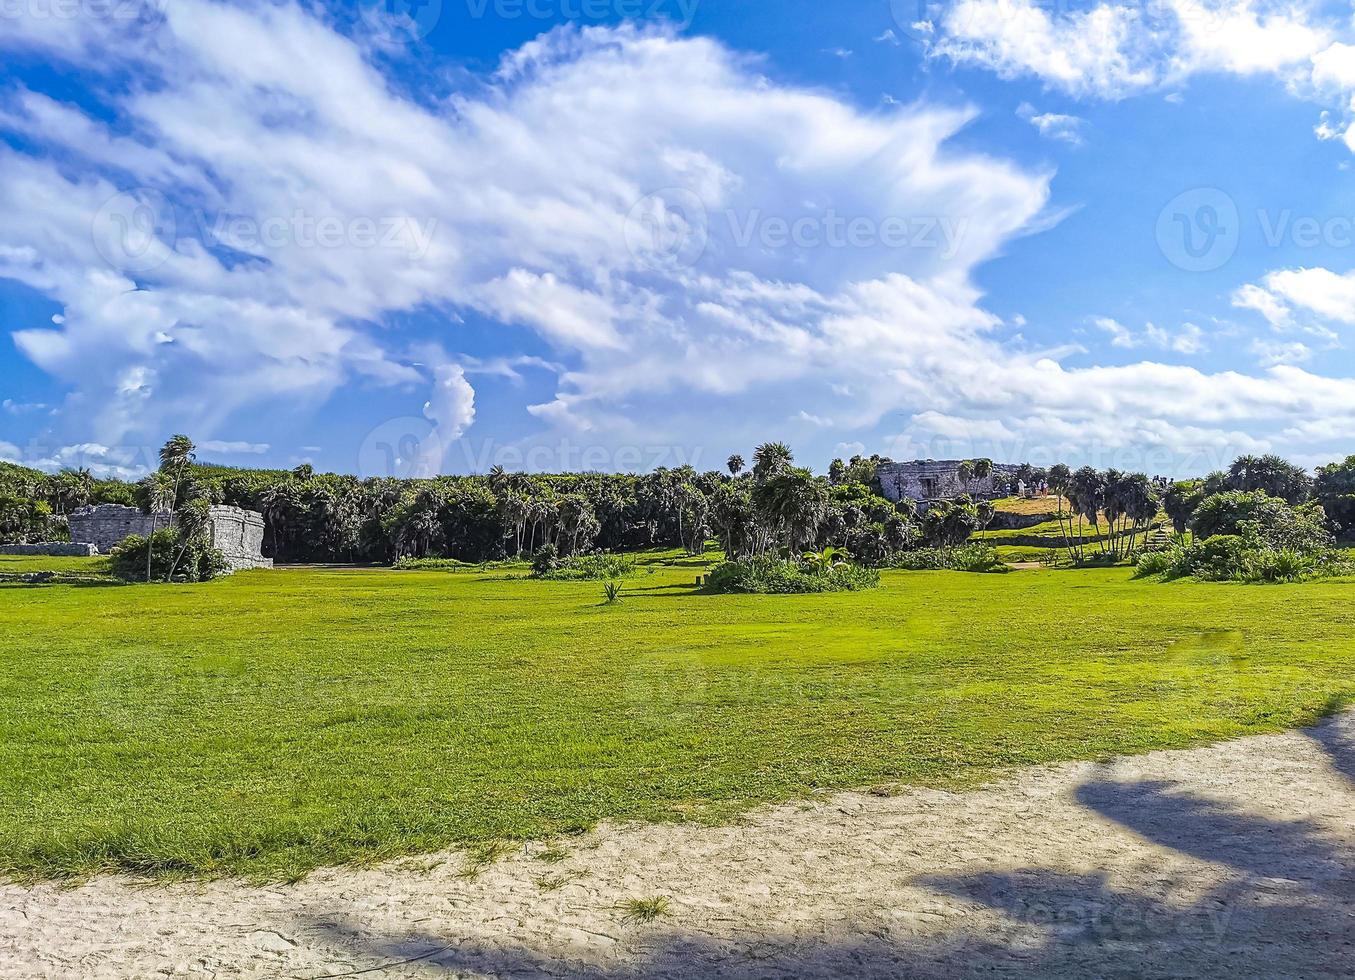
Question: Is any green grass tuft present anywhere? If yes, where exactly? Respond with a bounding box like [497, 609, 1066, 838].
[619, 896, 671, 923]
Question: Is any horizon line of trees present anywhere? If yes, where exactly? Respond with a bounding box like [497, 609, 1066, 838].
[6, 441, 1355, 567]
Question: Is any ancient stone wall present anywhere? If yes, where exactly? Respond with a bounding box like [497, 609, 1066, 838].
[206, 505, 272, 570]
[65, 503, 272, 569]
[876, 460, 1019, 507]
[0, 542, 98, 557]
[67, 505, 170, 554]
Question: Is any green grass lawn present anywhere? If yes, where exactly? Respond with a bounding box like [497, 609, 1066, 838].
[2, 554, 1354, 881]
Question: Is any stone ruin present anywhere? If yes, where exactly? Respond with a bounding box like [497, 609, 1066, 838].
[65, 504, 169, 554]
[62, 503, 272, 570]
[876, 460, 1019, 509]
[200, 505, 273, 571]
[0, 541, 98, 557]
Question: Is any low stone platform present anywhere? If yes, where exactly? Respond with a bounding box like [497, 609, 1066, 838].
[0, 542, 99, 557]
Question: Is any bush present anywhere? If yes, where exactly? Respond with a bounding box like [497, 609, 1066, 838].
[1135, 533, 1355, 583]
[533, 552, 636, 581]
[393, 557, 478, 570]
[530, 544, 560, 576]
[392, 556, 523, 571]
[706, 556, 880, 594]
[1190, 491, 1330, 551]
[109, 529, 229, 583]
[881, 543, 1010, 573]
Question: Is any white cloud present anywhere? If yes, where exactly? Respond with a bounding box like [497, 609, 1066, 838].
[1092, 316, 1205, 354]
[415, 363, 477, 477]
[198, 440, 270, 454]
[1233, 281, 1294, 327]
[0, 1, 1353, 474]
[1259, 267, 1355, 324]
[925, 0, 1355, 148]
[1234, 266, 1355, 336]
[2, 399, 46, 415]
[1250, 338, 1313, 366]
[1016, 102, 1086, 144]
[1146, 321, 1207, 355]
[1093, 315, 1139, 348]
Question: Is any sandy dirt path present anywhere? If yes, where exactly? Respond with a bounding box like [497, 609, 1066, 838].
[2, 713, 1352, 979]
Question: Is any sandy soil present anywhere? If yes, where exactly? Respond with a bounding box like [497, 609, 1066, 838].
[3, 713, 1352, 979]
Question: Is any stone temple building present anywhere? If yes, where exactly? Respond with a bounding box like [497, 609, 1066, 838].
[67, 503, 272, 570]
[876, 460, 1019, 509]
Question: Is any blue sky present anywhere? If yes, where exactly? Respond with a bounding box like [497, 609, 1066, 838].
[4, 0, 1355, 479]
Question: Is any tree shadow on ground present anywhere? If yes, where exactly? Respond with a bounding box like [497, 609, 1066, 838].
[1305, 696, 1355, 787]
[920, 759, 1355, 978]
[305, 718, 1355, 979]
[304, 917, 1075, 979]
[1073, 777, 1350, 886]
[620, 583, 703, 595]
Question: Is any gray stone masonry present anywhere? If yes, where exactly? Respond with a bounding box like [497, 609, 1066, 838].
[0, 542, 98, 557]
[876, 460, 1020, 508]
[64, 503, 272, 569]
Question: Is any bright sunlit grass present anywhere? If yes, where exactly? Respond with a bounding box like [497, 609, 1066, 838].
[1, 555, 1352, 880]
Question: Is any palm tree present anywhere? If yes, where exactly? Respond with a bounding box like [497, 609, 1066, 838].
[751, 442, 793, 483]
[976, 499, 996, 536]
[726, 454, 745, 477]
[138, 472, 175, 583]
[158, 434, 196, 501]
[1120, 473, 1159, 558]
[1101, 469, 1128, 557]
[956, 459, 975, 496]
[165, 497, 211, 582]
[1069, 466, 1105, 562]
[256, 482, 290, 558]
[498, 491, 530, 555]
[1046, 463, 1074, 557]
[50, 468, 95, 515]
[751, 467, 827, 552]
[972, 458, 993, 497]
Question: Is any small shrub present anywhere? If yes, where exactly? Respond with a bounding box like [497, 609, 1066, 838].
[109, 529, 229, 583]
[882, 543, 1009, 573]
[706, 556, 879, 594]
[530, 544, 560, 576]
[534, 553, 636, 581]
[393, 556, 478, 571]
[1133, 547, 1177, 578]
[603, 580, 622, 603]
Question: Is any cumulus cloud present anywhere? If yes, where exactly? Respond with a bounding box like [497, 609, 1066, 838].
[1250, 338, 1313, 366]
[1016, 102, 1086, 144]
[924, 0, 1355, 147]
[1, 0, 1354, 474]
[1233, 266, 1355, 343]
[1093, 316, 1206, 354]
